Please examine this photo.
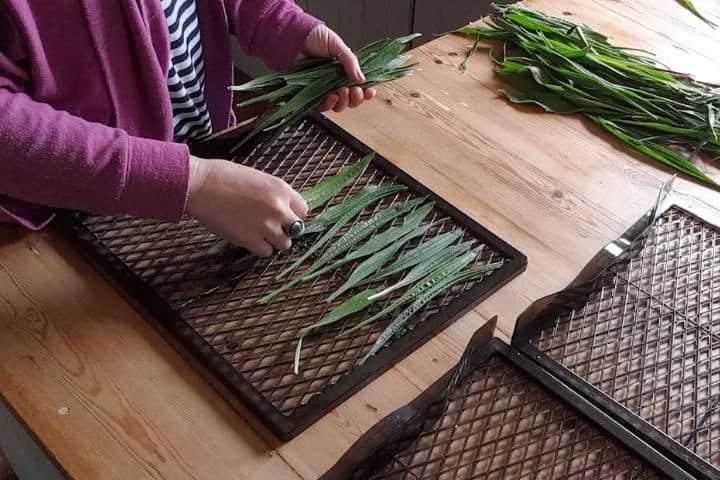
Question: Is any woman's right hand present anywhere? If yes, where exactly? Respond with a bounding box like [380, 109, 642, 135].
[186, 155, 308, 257]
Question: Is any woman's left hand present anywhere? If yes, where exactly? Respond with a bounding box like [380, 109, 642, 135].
[302, 24, 376, 113]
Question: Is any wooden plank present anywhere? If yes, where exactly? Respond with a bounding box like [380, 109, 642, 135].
[0, 228, 301, 480]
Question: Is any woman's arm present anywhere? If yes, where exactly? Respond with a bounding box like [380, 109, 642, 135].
[0, 14, 190, 222]
[0, 11, 308, 257]
[223, 0, 321, 70]
[0, 89, 191, 221]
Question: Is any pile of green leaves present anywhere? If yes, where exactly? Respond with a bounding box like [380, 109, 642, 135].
[456, 4, 720, 187]
[229, 34, 420, 150]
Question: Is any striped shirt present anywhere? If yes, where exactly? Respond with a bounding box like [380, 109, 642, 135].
[161, 0, 213, 142]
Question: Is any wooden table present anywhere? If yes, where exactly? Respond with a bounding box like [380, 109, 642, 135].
[1, 0, 719, 478]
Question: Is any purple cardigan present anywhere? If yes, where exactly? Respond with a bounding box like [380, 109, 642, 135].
[0, 0, 320, 229]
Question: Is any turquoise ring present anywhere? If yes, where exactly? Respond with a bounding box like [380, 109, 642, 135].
[286, 220, 305, 239]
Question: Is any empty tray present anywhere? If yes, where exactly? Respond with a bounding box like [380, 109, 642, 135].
[322, 320, 690, 479]
[513, 199, 720, 479]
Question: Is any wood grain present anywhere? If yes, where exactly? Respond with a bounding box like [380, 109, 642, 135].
[0, 229, 300, 480]
[0, 0, 718, 478]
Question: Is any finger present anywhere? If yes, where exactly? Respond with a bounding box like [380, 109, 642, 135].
[333, 87, 350, 113]
[320, 94, 338, 112]
[289, 189, 309, 219]
[245, 238, 274, 258]
[364, 88, 376, 101]
[349, 87, 364, 108]
[336, 45, 365, 84]
[266, 226, 293, 252]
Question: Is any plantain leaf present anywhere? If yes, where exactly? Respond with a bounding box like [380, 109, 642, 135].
[276, 183, 407, 280]
[345, 202, 434, 260]
[302, 198, 425, 278]
[301, 153, 374, 213]
[676, 0, 717, 27]
[294, 288, 380, 374]
[368, 240, 479, 301]
[366, 229, 466, 283]
[325, 223, 432, 303]
[359, 262, 504, 364]
[305, 184, 406, 234]
[593, 116, 715, 184]
[341, 248, 483, 337]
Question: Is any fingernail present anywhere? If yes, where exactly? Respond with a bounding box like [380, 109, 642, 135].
[355, 68, 366, 83]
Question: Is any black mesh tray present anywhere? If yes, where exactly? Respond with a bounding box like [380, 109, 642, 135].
[513, 198, 720, 479]
[322, 320, 691, 479]
[63, 114, 526, 440]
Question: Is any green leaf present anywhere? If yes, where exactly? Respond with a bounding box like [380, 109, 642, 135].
[301, 153, 374, 213]
[325, 223, 432, 303]
[302, 198, 425, 278]
[341, 247, 482, 337]
[304, 184, 405, 235]
[359, 262, 504, 364]
[345, 203, 435, 260]
[294, 288, 380, 374]
[676, 0, 717, 27]
[276, 183, 407, 280]
[452, 3, 720, 189]
[258, 202, 431, 305]
[366, 229, 465, 283]
[593, 117, 717, 185]
[368, 240, 478, 301]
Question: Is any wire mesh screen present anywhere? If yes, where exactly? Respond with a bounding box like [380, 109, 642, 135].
[323, 332, 672, 480]
[520, 206, 720, 479]
[70, 115, 525, 439]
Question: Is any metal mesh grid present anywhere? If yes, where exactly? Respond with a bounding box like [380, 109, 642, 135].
[73, 116, 524, 437]
[347, 351, 664, 479]
[530, 207, 720, 475]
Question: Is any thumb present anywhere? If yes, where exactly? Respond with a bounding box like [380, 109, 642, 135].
[330, 35, 365, 84]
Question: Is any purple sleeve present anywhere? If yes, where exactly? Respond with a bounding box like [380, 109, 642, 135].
[0, 16, 190, 223]
[224, 0, 322, 70]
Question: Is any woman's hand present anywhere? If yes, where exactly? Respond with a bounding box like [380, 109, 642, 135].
[186, 155, 307, 257]
[302, 24, 376, 113]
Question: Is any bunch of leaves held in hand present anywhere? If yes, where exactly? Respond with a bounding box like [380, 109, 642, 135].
[456, 4, 720, 187]
[229, 34, 420, 150]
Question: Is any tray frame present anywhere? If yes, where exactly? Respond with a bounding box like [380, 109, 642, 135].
[512, 194, 720, 480]
[64, 114, 527, 440]
[322, 320, 693, 480]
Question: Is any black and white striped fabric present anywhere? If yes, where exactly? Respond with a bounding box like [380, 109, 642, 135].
[162, 0, 213, 142]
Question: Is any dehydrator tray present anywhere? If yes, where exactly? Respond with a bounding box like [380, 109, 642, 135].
[64, 114, 526, 440]
[513, 190, 720, 479]
[321, 320, 691, 479]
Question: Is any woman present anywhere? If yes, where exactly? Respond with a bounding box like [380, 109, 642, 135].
[0, 0, 375, 256]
